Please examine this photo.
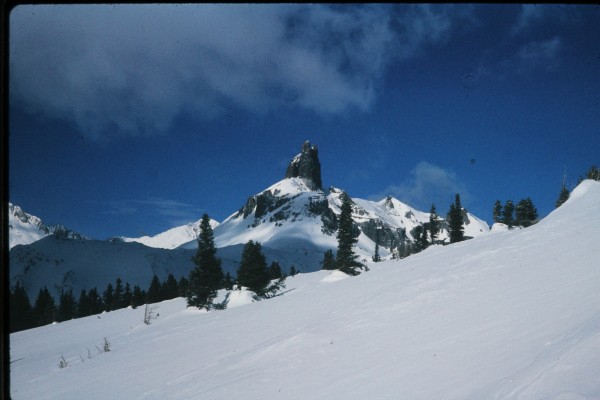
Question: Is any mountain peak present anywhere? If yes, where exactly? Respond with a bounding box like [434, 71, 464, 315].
[284, 140, 322, 191]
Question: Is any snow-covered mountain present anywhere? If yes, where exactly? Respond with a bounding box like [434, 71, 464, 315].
[119, 218, 219, 249]
[180, 141, 488, 261]
[8, 203, 86, 249]
[9, 141, 489, 298]
[10, 179, 600, 400]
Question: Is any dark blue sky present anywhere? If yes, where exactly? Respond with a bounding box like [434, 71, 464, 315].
[9, 4, 600, 239]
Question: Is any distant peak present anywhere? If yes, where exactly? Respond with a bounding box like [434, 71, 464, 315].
[284, 140, 322, 191]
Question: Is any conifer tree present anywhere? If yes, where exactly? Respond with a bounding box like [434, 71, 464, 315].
[289, 265, 298, 276]
[586, 165, 600, 181]
[112, 278, 124, 310]
[77, 289, 91, 317]
[33, 286, 56, 325]
[103, 283, 114, 312]
[57, 289, 77, 322]
[503, 200, 515, 228]
[555, 185, 570, 208]
[335, 194, 364, 275]
[222, 272, 234, 290]
[237, 240, 271, 296]
[123, 282, 132, 308]
[372, 229, 381, 262]
[146, 275, 162, 304]
[163, 273, 179, 300]
[448, 194, 465, 243]
[515, 197, 538, 227]
[178, 277, 190, 297]
[87, 287, 104, 314]
[493, 200, 503, 223]
[187, 214, 224, 310]
[131, 285, 145, 309]
[268, 261, 283, 280]
[429, 204, 440, 243]
[321, 249, 336, 270]
[10, 282, 34, 332]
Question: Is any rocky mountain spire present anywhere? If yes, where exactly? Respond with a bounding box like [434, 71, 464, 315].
[284, 140, 322, 190]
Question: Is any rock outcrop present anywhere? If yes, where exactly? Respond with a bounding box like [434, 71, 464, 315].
[285, 140, 322, 191]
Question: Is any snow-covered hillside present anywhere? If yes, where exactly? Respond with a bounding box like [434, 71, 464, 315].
[181, 177, 489, 260]
[10, 180, 600, 400]
[8, 203, 85, 249]
[120, 218, 219, 249]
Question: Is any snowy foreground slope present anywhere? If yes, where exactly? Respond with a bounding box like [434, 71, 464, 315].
[10, 181, 600, 400]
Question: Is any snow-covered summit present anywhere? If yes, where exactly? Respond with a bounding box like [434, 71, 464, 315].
[8, 203, 85, 249]
[120, 218, 219, 249]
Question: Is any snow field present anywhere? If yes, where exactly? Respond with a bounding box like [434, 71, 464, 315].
[10, 181, 600, 400]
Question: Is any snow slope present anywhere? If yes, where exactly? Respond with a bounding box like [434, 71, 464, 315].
[182, 177, 489, 257]
[10, 180, 600, 399]
[120, 218, 219, 249]
[8, 203, 85, 249]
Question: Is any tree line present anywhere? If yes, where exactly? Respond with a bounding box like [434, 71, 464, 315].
[9, 273, 187, 333]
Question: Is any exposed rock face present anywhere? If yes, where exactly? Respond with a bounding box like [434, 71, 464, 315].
[285, 140, 322, 191]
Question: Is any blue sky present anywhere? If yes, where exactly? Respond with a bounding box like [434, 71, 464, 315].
[8, 4, 600, 240]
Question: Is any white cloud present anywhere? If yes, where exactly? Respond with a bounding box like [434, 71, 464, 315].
[9, 4, 397, 139]
[516, 36, 562, 70]
[510, 4, 545, 36]
[9, 4, 476, 140]
[371, 162, 470, 211]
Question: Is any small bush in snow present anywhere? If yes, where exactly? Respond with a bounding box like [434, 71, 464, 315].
[58, 355, 68, 369]
[144, 304, 159, 325]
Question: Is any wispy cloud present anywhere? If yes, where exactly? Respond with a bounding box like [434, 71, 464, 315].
[370, 162, 470, 211]
[515, 36, 562, 71]
[106, 198, 205, 228]
[510, 4, 545, 36]
[9, 4, 396, 139]
[10, 4, 475, 141]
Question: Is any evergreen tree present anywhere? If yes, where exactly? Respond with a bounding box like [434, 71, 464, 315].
[178, 276, 190, 297]
[429, 204, 440, 243]
[162, 273, 179, 300]
[222, 272, 234, 290]
[10, 282, 34, 332]
[321, 249, 336, 270]
[237, 240, 271, 296]
[503, 200, 515, 228]
[586, 165, 600, 181]
[187, 214, 224, 310]
[515, 197, 538, 227]
[77, 289, 91, 318]
[123, 282, 132, 308]
[103, 283, 114, 312]
[555, 185, 570, 208]
[146, 275, 162, 304]
[335, 195, 364, 276]
[372, 230, 381, 262]
[33, 286, 56, 326]
[448, 194, 465, 243]
[57, 289, 77, 322]
[412, 225, 425, 252]
[289, 265, 298, 276]
[492, 200, 503, 223]
[131, 285, 145, 309]
[268, 261, 283, 280]
[87, 287, 104, 314]
[112, 278, 124, 310]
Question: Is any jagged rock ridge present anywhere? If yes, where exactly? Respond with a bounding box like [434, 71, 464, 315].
[285, 140, 322, 191]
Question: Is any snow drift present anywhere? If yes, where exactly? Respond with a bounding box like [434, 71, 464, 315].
[10, 180, 600, 399]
